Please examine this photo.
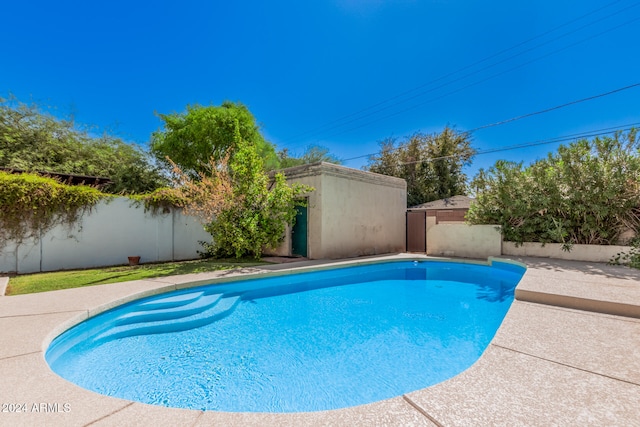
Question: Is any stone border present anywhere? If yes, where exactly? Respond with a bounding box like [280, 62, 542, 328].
[516, 289, 640, 319]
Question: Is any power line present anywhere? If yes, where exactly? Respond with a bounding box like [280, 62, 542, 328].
[341, 83, 640, 163]
[465, 83, 640, 132]
[282, 0, 625, 144]
[396, 122, 640, 166]
[320, 13, 640, 142]
[313, 2, 640, 141]
[282, 0, 635, 146]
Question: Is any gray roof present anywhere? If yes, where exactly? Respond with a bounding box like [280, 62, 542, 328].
[409, 195, 473, 210]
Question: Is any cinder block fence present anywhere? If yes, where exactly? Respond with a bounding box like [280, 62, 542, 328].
[0, 198, 210, 274]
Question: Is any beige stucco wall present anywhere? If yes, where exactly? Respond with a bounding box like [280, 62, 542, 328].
[426, 216, 437, 232]
[318, 165, 406, 258]
[427, 224, 502, 258]
[502, 242, 631, 263]
[265, 162, 407, 259]
[0, 198, 210, 274]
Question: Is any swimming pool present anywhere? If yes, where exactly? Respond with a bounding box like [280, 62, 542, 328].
[46, 259, 525, 412]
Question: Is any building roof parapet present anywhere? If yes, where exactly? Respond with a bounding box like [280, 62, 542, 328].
[273, 162, 406, 189]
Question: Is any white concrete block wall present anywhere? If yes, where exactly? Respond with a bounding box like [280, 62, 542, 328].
[427, 224, 502, 259]
[4, 238, 41, 274]
[502, 242, 631, 263]
[173, 208, 213, 259]
[0, 197, 211, 274]
[425, 226, 632, 262]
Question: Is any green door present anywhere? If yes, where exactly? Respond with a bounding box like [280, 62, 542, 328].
[292, 204, 308, 257]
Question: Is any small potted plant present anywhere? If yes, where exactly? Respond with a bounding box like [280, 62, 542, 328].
[127, 256, 141, 266]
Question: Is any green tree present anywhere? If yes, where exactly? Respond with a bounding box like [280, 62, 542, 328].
[366, 127, 475, 207]
[151, 102, 279, 176]
[277, 144, 342, 168]
[467, 130, 640, 246]
[174, 122, 312, 259]
[0, 97, 167, 194]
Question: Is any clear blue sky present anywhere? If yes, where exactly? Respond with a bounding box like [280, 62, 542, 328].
[2, 0, 639, 179]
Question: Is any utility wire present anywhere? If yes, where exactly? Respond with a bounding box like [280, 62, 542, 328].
[321, 13, 640, 142]
[465, 83, 640, 132]
[396, 122, 640, 166]
[340, 83, 640, 163]
[282, 0, 633, 145]
[282, 0, 625, 143]
[304, 1, 640, 142]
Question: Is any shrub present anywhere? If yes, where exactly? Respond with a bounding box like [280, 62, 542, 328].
[130, 187, 188, 214]
[170, 123, 312, 259]
[0, 171, 105, 248]
[468, 130, 640, 246]
[610, 237, 640, 269]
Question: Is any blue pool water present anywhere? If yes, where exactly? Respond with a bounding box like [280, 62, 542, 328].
[46, 260, 524, 412]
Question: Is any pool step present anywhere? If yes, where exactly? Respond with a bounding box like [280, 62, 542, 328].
[93, 295, 241, 344]
[137, 290, 205, 310]
[115, 293, 223, 326]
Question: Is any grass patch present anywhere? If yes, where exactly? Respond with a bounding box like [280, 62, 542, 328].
[6, 258, 268, 295]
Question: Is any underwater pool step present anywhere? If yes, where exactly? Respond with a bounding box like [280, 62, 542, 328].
[115, 293, 223, 326]
[92, 295, 241, 344]
[137, 290, 205, 310]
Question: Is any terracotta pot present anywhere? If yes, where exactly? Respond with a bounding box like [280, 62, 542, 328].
[127, 256, 141, 266]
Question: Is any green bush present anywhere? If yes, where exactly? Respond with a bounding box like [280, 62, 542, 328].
[130, 187, 188, 214]
[0, 171, 106, 247]
[610, 237, 640, 268]
[0, 172, 188, 251]
[468, 130, 640, 246]
[171, 123, 312, 260]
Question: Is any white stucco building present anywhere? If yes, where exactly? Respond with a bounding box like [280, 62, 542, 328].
[266, 162, 407, 259]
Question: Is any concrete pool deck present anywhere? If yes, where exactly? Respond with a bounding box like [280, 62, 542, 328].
[1, 254, 639, 426]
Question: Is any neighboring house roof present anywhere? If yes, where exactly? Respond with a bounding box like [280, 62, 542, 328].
[408, 195, 473, 210]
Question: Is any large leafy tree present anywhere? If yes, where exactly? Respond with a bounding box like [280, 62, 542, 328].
[367, 126, 475, 207]
[173, 121, 312, 259]
[0, 97, 167, 194]
[277, 144, 342, 168]
[467, 130, 640, 246]
[151, 102, 279, 176]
